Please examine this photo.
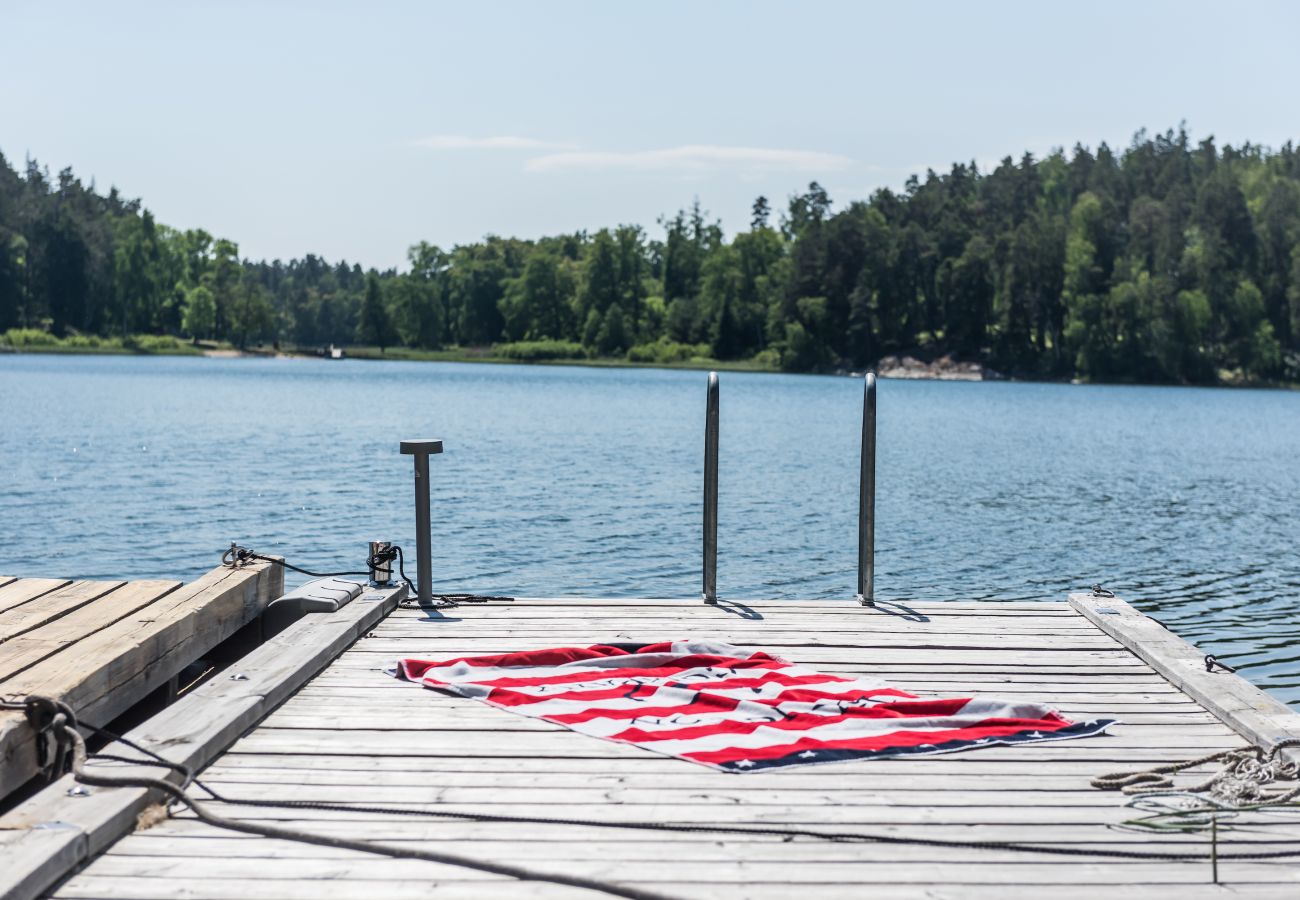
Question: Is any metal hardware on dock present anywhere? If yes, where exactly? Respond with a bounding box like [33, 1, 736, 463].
[856, 372, 876, 607]
[399, 438, 443, 607]
[368, 540, 393, 586]
[700, 369, 875, 607]
[703, 371, 719, 604]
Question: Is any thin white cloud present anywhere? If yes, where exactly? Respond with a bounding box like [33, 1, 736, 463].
[525, 144, 853, 173]
[415, 135, 577, 151]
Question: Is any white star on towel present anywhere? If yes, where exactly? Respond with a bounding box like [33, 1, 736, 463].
[799, 750, 817, 759]
[734, 759, 755, 768]
[975, 738, 992, 744]
[1027, 731, 1044, 739]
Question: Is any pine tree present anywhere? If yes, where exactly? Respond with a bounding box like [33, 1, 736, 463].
[356, 273, 395, 352]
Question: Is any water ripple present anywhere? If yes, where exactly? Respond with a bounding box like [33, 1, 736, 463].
[1, 355, 1298, 705]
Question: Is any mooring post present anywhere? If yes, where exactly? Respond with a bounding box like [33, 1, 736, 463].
[703, 371, 719, 604]
[399, 438, 443, 606]
[856, 373, 876, 607]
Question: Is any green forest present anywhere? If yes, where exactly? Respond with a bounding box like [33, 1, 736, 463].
[3, 127, 1300, 384]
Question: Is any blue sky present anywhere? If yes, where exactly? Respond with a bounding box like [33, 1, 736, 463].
[3, 1, 1298, 270]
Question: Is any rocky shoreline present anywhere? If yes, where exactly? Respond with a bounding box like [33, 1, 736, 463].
[872, 354, 1003, 382]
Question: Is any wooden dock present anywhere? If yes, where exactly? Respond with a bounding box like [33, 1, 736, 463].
[3, 589, 1299, 898]
[0, 562, 283, 801]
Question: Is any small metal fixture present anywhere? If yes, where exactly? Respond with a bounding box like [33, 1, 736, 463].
[369, 540, 394, 586]
[400, 438, 444, 608]
[703, 372, 719, 604]
[856, 373, 876, 607]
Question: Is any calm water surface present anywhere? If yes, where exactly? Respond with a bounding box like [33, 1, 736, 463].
[1, 354, 1298, 705]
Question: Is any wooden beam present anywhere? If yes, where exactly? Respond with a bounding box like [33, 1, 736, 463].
[0, 562, 282, 799]
[0, 583, 401, 900]
[0, 581, 127, 644]
[0, 582, 180, 681]
[1070, 592, 1300, 764]
[0, 579, 71, 616]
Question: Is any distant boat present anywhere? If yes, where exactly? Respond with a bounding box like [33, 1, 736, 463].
[317, 344, 346, 359]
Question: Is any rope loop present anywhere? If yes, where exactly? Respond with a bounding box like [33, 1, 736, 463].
[0, 694, 80, 781]
[1204, 654, 1237, 673]
[221, 543, 251, 568]
[1092, 738, 1300, 832]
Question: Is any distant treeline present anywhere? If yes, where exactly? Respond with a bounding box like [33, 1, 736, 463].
[4, 128, 1300, 382]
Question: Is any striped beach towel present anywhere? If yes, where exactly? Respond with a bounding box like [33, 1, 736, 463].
[392, 639, 1116, 772]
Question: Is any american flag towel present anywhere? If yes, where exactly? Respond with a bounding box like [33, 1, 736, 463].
[392, 639, 1117, 772]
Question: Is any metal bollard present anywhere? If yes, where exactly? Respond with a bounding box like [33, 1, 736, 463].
[399, 439, 443, 607]
[703, 372, 719, 603]
[856, 373, 876, 607]
[368, 540, 393, 586]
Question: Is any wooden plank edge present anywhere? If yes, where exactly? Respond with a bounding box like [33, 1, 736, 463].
[0, 583, 404, 900]
[0, 581, 181, 679]
[0, 579, 74, 616]
[0, 563, 281, 799]
[1069, 592, 1300, 764]
[477, 597, 1076, 611]
[0, 581, 129, 647]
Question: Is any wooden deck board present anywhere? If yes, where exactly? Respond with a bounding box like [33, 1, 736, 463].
[0, 581, 180, 682]
[0, 578, 72, 615]
[52, 853, 1300, 884]
[46, 880, 1300, 900]
[0, 565, 281, 800]
[15, 593, 1300, 899]
[0, 581, 127, 644]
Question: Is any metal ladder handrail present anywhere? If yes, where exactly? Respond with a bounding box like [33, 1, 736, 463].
[855, 372, 876, 606]
[702, 372, 719, 603]
[700, 370, 876, 607]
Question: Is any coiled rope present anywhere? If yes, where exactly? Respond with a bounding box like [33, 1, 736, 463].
[1091, 739, 1300, 833]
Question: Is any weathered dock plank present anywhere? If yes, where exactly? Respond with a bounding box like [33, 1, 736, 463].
[0, 581, 179, 680]
[0, 562, 282, 800]
[10, 592, 1300, 899]
[0, 578, 71, 615]
[46, 879, 1300, 900]
[1072, 593, 1300, 761]
[0, 581, 127, 643]
[0, 583, 402, 900]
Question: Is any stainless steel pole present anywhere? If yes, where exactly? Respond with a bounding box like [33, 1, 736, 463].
[400, 439, 443, 606]
[856, 373, 876, 607]
[703, 372, 719, 604]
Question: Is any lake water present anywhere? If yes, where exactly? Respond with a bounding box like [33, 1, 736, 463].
[1, 353, 1298, 706]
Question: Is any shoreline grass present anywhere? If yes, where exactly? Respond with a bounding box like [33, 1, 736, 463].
[5, 332, 1297, 389]
[1, 329, 204, 356]
[335, 344, 775, 373]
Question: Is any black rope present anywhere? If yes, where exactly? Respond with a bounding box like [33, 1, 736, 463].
[182, 779, 1300, 862]
[221, 544, 511, 609]
[223, 543, 374, 579]
[398, 591, 515, 609]
[13, 695, 1300, 893]
[13, 696, 673, 900]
